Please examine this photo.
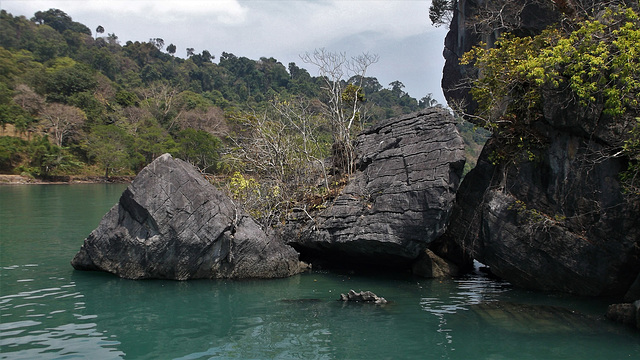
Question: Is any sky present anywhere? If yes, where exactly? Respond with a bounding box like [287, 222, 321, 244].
[1, 0, 450, 104]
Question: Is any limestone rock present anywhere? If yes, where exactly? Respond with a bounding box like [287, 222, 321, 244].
[438, 0, 640, 298]
[606, 302, 640, 329]
[442, 131, 640, 297]
[71, 153, 303, 280]
[412, 249, 459, 278]
[285, 108, 465, 265]
[339, 290, 387, 304]
[442, 0, 560, 109]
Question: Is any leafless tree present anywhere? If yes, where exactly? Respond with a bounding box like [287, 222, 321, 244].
[13, 84, 45, 116]
[223, 97, 332, 228]
[40, 103, 86, 146]
[301, 48, 378, 174]
[139, 82, 180, 128]
[176, 107, 228, 137]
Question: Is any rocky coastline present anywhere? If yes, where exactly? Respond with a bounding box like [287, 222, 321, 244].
[0, 174, 133, 185]
[64, 0, 639, 331]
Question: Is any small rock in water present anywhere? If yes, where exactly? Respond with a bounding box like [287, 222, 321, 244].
[339, 289, 387, 304]
[606, 301, 640, 329]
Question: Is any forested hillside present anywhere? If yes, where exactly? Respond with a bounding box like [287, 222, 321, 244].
[0, 8, 442, 178]
[0, 8, 488, 226]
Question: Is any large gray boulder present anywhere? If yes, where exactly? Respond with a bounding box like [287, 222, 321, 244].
[285, 108, 466, 264]
[71, 153, 303, 280]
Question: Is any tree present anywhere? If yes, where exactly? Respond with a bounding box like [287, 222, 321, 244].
[429, 0, 455, 27]
[95, 25, 104, 38]
[40, 103, 86, 147]
[27, 135, 81, 176]
[166, 43, 176, 55]
[140, 81, 180, 128]
[0, 136, 28, 172]
[389, 81, 406, 97]
[87, 125, 132, 179]
[301, 48, 378, 174]
[150, 37, 164, 51]
[133, 121, 175, 166]
[106, 33, 119, 45]
[31, 9, 91, 35]
[33, 25, 69, 62]
[45, 63, 97, 103]
[115, 90, 139, 107]
[13, 84, 44, 116]
[419, 93, 438, 108]
[174, 128, 221, 173]
[175, 106, 227, 136]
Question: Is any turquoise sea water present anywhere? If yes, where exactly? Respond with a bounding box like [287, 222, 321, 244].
[1, 184, 639, 359]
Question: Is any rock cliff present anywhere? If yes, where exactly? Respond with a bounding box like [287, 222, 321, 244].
[71, 153, 303, 280]
[284, 108, 466, 268]
[442, 0, 559, 109]
[440, 0, 640, 298]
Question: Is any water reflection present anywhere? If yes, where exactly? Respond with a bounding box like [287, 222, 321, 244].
[2, 185, 640, 360]
[0, 274, 124, 359]
[419, 272, 511, 316]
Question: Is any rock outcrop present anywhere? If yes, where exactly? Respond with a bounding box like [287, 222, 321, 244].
[439, 0, 640, 298]
[284, 108, 466, 267]
[442, 0, 559, 109]
[71, 153, 303, 280]
[411, 249, 459, 278]
[606, 301, 640, 329]
[339, 290, 388, 304]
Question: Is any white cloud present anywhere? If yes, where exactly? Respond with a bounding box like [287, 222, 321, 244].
[2, 0, 248, 24]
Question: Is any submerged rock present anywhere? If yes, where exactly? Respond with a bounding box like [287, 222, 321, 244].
[339, 290, 388, 304]
[71, 153, 303, 280]
[285, 108, 465, 265]
[470, 302, 602, 334]
[606, 301, 640, 329]
[411, 249, 459, 278]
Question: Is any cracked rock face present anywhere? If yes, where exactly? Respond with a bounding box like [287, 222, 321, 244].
[285, 108, 466, 264]
[71, 153, 302, 280]
[438, 0, 640, 298]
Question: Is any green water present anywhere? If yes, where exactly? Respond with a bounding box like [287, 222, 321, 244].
[1, 184, 639, 359]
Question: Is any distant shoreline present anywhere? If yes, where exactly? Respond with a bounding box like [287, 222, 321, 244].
[0, 174, 133, 185]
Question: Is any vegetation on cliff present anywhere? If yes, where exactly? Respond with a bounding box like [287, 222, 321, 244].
[449, 2, 640, 197]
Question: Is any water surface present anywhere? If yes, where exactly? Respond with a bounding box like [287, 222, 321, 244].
[1, 184, 638, 359]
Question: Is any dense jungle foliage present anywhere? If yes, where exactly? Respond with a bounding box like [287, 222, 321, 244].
[0, 9, 442, 176]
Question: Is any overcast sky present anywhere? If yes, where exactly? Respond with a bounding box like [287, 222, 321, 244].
[1, 0, 449, 103]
